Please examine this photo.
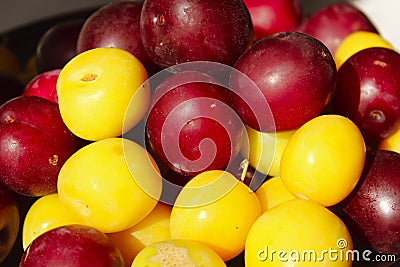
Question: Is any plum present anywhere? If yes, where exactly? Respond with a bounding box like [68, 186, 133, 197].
[140, 0, 253, 68]
[146, 70, 245, 177]
[77, 1, 160, 76]
[332, 47, 400, 143]
[298, 3, 378, 55]
[36, 19, 84, 73]
[243, 0, 302, 40]
[341, 150, 400, 255]
[20, 224, 124, 267]
[0, 96, 84, 196]
[230, 31, 336, 132]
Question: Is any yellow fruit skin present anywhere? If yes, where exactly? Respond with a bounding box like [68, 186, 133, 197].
[57, 137, 162, 233]
[107, 202, 172, 266]
[255, 176, 296, 212]
[170, 170, 261, 261]
[280, 115, 366, 206]
[56, 47, 149, 141]
[22, 193, 82, 250]
[335, 31, 393, 70]
[244, 125, 295, 177]
[131, 239, 226, 267]
[245, 199, 353, 267]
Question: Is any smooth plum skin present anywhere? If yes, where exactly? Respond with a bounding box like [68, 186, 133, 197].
[0, 96, 84, 196]
[332, 47, 400, 143]
[140, 0, 253, 68]
[146, 71, 244, 177]
[231, 31, 336, 132]
[243, 0, 302, 40]
[77, 1, 159, 75]
[342, 150, 400, 255]
[298, 3, 378, 55]
[20, 224, 124, 267]
[23, 69, 61, 104]
[36, 19, 84, 73]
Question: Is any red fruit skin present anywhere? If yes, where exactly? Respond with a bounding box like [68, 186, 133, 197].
[36, 19, 84, 73]
[140, 0, 253, 68]
[146, 71, 244, 177]
[342, 150, 400, 255]
[22, 69, 60, 104]
[77, 1, 159, 76]
[0, 182, 19, 264]
[0, 96, 84, 196]
[20, 224, 124, 267]
[243, 0, 302, 40]
[231, 31, 336, 132]
[332, 47, 400, 143]
[298, 3, 378, 55]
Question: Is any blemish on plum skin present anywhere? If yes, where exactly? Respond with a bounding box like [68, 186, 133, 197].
[373, 60, 387, 67]
[4, 115, 15, 124]
[187, 119, 195, 126]
[49, 155, 59, 166]
[80, 73, 98, 82]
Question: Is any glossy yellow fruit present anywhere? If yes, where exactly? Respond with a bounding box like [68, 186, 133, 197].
[378, 126, 400, 154]
[245, 199, 353, 267]
[335, 31, 393, 69]
[56, 47, 149, 141]
[22, 193, 82, 250]
[57, 137, 162, 233]
[244, 125, 295, 177]
[107, 202, 172, 266]
[131, 239, 226, 267]
[255, 176, 296, 212]
[280, 115, 365, 206]
[170, 170, 261, 261]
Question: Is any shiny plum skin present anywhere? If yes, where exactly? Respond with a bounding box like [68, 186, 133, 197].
[298, 3, 378, 55]
[231, 31, 336, 132]
[146, 71, 244, 177]
[332, 47, 400, 143]
[76, 1, 159, 75]
[20, 224, 124, 267]
[243, 0, 302, 40]
[0, 96, 84, 196]
[140, 0, 253, 68]
[36, 19, 84, 73]
[341, 150, 400, 255]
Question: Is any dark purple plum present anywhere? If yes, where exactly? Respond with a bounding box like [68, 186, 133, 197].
[140, 0, 253, 68]
[77, 1, 159, 75]
[36, 19, 84, 73]
[0, 96, 84, 196]
[298, 3, 378, 55]
[332, 47, 400, 143]
[341, 150, 400, 255]
[230, 31, 336, 132]
[20, 224, 124, 267]
[146, 71, 245, 177]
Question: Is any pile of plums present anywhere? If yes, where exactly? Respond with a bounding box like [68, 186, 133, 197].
[0, 0, 399, 266]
